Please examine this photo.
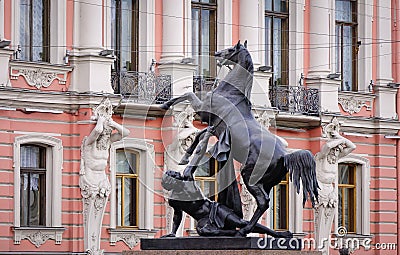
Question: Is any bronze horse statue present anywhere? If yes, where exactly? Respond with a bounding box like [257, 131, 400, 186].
[161, 41, 319, 237]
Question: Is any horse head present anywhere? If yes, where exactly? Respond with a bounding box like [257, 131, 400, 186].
[214, 40, 253, 73]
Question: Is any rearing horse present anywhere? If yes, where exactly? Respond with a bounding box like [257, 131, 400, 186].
[161, 41, 319, 237]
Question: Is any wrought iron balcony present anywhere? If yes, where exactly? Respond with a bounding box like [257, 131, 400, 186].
[193, 76, 219, 97]
[112, 71, 172, 104]
[269, 85, 319, 115]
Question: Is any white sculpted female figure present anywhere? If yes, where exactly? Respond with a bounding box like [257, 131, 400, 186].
[80, 98, 130, 255]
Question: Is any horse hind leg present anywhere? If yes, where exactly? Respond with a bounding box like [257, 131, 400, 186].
[237, 165, 270, 237]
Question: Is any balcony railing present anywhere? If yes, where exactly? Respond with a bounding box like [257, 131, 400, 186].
[193, 76, 219, 98]
[269, 85, 319, 115]
[112, 71, 172, 104]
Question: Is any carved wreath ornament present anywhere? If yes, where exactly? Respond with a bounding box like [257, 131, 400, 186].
[338, 96, 371, 114]
[11, 68, 66, 89]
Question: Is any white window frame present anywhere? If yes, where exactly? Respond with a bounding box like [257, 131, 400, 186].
[109, 138, 156, 249]
[337, 154, 371, 236]
[11, 0, 67, 64]
[13, 135, 64, 247]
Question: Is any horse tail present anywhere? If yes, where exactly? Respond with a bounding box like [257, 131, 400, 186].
[283, 150, 319, 207]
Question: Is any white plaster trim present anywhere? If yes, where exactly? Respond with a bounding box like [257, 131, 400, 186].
[50, 0, 67, 64]
[13, 135, 63, 244]
[337, 154, 370, 235]
[288, 0, 305, 86]
[217, 0, 232, 50]
[0, 0, 4, 40]
[109, 138, 155, 230]
[357, 0, 373, 91]
[10, 61, 73, 89]
[13, 227, 65, 247]
[108, 229, 157, 249]
[138, 0, 156, 72]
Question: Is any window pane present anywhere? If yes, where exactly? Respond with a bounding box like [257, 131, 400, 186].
[21, 146, 44, 168]
[192, 8, 200, 74]
[342, 25, 353, 91]
[265, 17, 272, 67]
[335, 0, 352, 22]
[124, 177, 137, 226]
[265, 0, 272, 11]
[116, 150, 137, 174]
[201, 9, 210, 76]
[20, 173, 45, 226]
[32, 0, 45, 61]
[274, 0, 288, 13]
[275, 183, 288, 229]
[335, 25, 342, 74]
[20, 173, 29, 226]
[116, 177, 122, 226]
[111, 0, 117, 51]
[272, 18, 282, 85]
[120, 0, 133, 71]
[339, 165, 349, 184]
[20, 0, 31, 60]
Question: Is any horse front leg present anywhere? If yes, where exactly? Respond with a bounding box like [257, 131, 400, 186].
[237, 164, 270, 237]
[160, 92, 203, 111]
[183, 127, 214, 180]
[179, 128, 208, 165]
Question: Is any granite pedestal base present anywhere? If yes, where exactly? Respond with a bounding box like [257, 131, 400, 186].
[122, 237, 321, 254]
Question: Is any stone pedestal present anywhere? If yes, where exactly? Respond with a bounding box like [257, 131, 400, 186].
[124, 250, 321, 255]
[140, 237, 304, 250]
[306, 78, 341, 113]
[0, 48, 13, 87]
[68, 54, 115, 93]
[374, 85, 398, 119]
[158, 62, 197, 96]
[252, 70, 273, 107]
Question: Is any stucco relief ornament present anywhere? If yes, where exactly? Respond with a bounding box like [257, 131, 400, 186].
[13, 68, 59, 89]
[338, 96, 370, 114]
[26, 231, 50, 248]
[79, 98, 130, 255]
[116, 234, 140, 249]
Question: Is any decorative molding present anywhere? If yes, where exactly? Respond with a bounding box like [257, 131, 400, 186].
[13, 227, 65, 247]
[338, 92, 375, 115]
[9, 61, 73, 89]
[108, 229, 157, 249]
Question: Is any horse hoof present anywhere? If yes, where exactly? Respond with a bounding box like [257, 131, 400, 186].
[159, 103, 170, 110]
[277, 231, 293, 238]
[235, 230, 247, 237]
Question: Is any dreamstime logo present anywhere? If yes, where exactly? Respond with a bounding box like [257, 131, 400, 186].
[257, 227, 395, 251]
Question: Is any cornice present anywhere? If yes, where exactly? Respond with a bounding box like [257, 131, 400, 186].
[321, 113, 400, 135]
[0, 87, 121, 112]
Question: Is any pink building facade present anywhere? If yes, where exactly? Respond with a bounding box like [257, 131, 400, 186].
[0, 0, 399, 254]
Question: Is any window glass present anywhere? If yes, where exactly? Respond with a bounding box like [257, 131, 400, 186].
[116, 149, 138, 227]
[338, 164, 356, 233]
[20, 145, 46, 226]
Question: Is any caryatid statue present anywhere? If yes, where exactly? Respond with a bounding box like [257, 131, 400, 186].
[314, 118, 356, 255]
[79, 98, 130, 255]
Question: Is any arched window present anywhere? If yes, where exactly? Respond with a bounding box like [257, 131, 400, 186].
[13, 135, 64, 247]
